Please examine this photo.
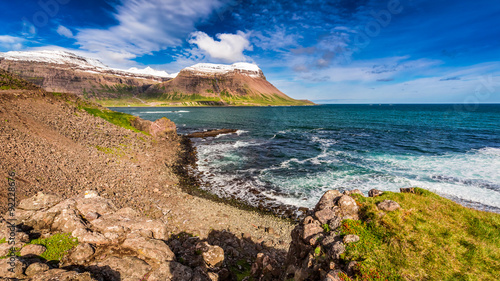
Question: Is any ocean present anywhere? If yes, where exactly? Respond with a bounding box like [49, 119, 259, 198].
[112, 104, 500, 213]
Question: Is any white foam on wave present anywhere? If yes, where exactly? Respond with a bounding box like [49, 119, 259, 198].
[236, 130, 249, 135]
[139, 110, 189, 114]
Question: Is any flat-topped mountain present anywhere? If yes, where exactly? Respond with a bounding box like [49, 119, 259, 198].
[145, 62, 313, 106]
[0, 50, 313, 106]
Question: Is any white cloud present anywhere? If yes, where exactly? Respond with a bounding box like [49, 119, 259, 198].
[252, 26, 302, 52]
[56, 25, 73, 38]
[189, 31, 252, 63]
[74, 0, 226, 66]
[0, 35, 26, 51]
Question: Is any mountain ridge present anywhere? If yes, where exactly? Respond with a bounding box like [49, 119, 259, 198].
[0, 50, 314, 106]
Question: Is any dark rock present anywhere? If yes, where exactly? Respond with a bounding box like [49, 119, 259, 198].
[368, 189, 384, 197]
[186, 129, 237, 138]
[400, 187, 415, 193]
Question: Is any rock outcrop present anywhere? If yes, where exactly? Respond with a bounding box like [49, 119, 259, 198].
[0, 191, 229, 280]
[283, 190, 361, 281]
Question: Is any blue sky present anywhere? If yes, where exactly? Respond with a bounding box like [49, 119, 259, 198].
[0, 0, 499, 103]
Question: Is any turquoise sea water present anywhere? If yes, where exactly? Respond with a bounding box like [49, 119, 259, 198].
[113, 104, 500, 213]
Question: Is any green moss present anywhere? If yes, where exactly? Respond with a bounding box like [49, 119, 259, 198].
[27, 233, 78, 261]
[80, 106, 147, 134]
[0, 238, 6, 244]
[230, 260, 253, 281]
[340, 188, 500, 281]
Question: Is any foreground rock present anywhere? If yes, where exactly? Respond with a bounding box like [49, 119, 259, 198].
[283, 189, 361, 280]
[0, 191, 230, 280]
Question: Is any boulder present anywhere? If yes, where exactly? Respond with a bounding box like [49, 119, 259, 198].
[337, 195, 359, 220]
[0, 257, 26, 278]
[90, 208, 168, 240]
[315, 190, 342, 211]
[20, 244, 46, 257]
[196, 242, 224, 268]
[72, 228, 110, 245]
[31, 269, 96, 281]
[377, 200, 401, 212]
[368, 189, 383, 197]
[147, 262, 193, 281]
[122, 235, 175, 263]
[329, 241, 345, 260]
[343, 234, 360, 244]
[94, 256, 151, 281]
[17, 192, 61, 211]
[343, 189, 363, 196]
[400, 187, 415, 193]
[69, 243, 95, 263]
[76, 196, 117, 217]
[25, 262, 50, 276]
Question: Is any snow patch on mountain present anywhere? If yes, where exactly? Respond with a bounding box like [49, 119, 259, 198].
[185, 62, 262, 77]
[0, 50, 176, 79]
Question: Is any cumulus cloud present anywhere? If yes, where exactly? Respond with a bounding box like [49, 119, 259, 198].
[75, 0, 226, 65]
[189, 31, 252, 62]
[0, 35, 26, 51]
[57, 25, 74, 38]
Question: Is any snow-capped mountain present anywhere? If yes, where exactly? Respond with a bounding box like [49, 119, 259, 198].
[0, 50, 177, 80]
[184, 62, 263, 78]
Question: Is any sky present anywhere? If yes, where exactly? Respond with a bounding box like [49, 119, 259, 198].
[0, 0, 499, 103]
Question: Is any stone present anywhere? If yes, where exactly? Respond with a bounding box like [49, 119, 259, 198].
[90, 208, 168, 240]
[0, 257, 26, 278]
[69, 243, 95, 263]
[76, 196, 117, 217]
[368, 189, 384, 197]
[377, 200, 401, 211]
[85, 211, 100, 221]
[122, 236, 175, 262]
[95, 256, 151, 281]
[346, 261, 358, 276]
[31, 269, 96, 281]
[324, 270, 343, 281]
[315, 207, 338, 225]
[25, 262, 50, 276]
[51, 208, 87, 233]
[315, 190, 342, 211]
[329, 241, 345, 260]
[303, 220, 324, 242]
[337, 195, 359, 220]
[147, 262, 193, 281]
[17, 192, 61, 210]
[83, 190, 99, 198]
[400, 187, 415, 193]
[197, 242, 224, 268]
[0, 243, 11, 256]
[20, 244, 46, 256]
[72, 228, 110, 245]
[343, 189, 363, 196]
[343, 234, 360, 244]
[17, 232, 30, 243]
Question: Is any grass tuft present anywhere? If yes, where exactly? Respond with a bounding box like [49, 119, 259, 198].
[28, 233, 78, 261]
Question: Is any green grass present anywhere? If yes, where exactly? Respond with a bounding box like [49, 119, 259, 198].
[79, 106, 147, 134]
[230, 259, 253, 281]
[28, 233, 78, 261]
[338, 188, 500, 281]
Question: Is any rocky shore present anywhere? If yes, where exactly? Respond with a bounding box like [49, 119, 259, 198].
[1, 70, 499, 280]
